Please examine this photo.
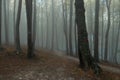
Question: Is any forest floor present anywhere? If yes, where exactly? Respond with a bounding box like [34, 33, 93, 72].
[0, 46, 120, 80]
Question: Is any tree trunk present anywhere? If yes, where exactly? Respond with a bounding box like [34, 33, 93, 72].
[62, 0, 69, 54]
[15, 0, 22, 54]
[101, 2, 104, 60]
[69, 0, 73, 55]
[113, 2, 120, 64]
[51, 0, 55, 50]
[13, 0, 16, 45]
[25, 0, 33, 59]
[41, 7, 44, 48]
[75, 0, 101, 74]
[94, 0, 100, 62]
[104, 0, 111, 61]
[45, 2, 49, 48]
[4, 0, 9, 45]
[0, 0, 2, 49]
[32, 0, 37, 54]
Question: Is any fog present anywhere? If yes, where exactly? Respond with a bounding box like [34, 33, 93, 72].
[1, 0, 120, 64]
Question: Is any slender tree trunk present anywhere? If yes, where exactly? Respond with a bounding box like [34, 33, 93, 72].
[13, 0, 16, 45]
[101, 2, 104, 60]
[45, 2, 49, 48]
[4, 0, 9, 45]
[62, 0, 69, 54]
[0, 0, 2, 49]
[41, 6, 43, 48]
[32, 0, 37, 54]
[74, 21, 78, 56]
[25, 0, 33, 58]
[75, 0, 101, 74]
[69, 0, 73, 55]
[94, 0, 100, 62]
[111, 1, 115, 62]
[51, 0, 55, 50]
[113, 2, 120, 64]
[15, 0, 22, 54]
[55, 16, 58, 50]
[104, 0, 111, 61]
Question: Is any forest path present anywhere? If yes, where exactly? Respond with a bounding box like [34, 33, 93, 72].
[0, 47, 120, 80]
[99, 64, 120, 74]
[50, 50, 120, 74]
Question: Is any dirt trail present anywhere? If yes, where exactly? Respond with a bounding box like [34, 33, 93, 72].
[0, 47, 120, 80]
[99, 64, 120, 74]
[51, 50, 120, 74]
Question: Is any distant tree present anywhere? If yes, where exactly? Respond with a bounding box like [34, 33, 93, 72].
[13, 0, 16, 44]
[32, 0, 37, 54]
[51, 0, 55, 49]
[69, 0, 73, 55]
[94, 0, 100, 62]
[45, 1, 49, 48]
[3, 0, 9, 44]
[111, 0, 115, 63]
[113, 1, 120, 64]
[62, 0, 69, 54]
[41, 6, 43, 47]
[0, 0, 2, 49]
[25, 0, 33, 58]
[75, 0, 101, 74]
[104, 0, 112, 61]
[14, 0, 22, 54]
[100, 0, 105, 60]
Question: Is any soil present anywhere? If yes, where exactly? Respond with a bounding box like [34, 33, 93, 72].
[0, 46, 120, 80]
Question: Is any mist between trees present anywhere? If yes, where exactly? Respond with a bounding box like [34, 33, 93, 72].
[0, 0, 120, 64]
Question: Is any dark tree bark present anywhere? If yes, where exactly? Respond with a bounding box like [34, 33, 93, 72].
[69, 0, 73, 55]
[15, 0, 22, 54]
[0, 0, 2, 49]
[94, 0, 100, 62]
[25, 0, 33, 59]
[32, 0, 37, 54]
[75, 0, 101, 74]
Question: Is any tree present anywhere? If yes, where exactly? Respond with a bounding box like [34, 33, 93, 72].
[25, 0, 33, 58]
[62, 0, 69, 54]
[111, 0, 115, 63]
[4, 0, 9, 44]
[113, 1, 120, 64]
[45, 1, 49, 48]
[104, 0, 112, 61]
[41, 6, 43, 47]
[32, 0, 37, 54]
[100, 0, 105, 60]
[94, 0, 100, 62]
[13, 0, 16, 45]
[0, 0, 2, 50]
[69, 0, 73, 55]
[75, 0, 101, 74]
[14, 0, 22, 54]
[51, 0, 55, 49]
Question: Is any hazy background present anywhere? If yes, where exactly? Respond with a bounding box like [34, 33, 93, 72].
[1, 0, 120, 64]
